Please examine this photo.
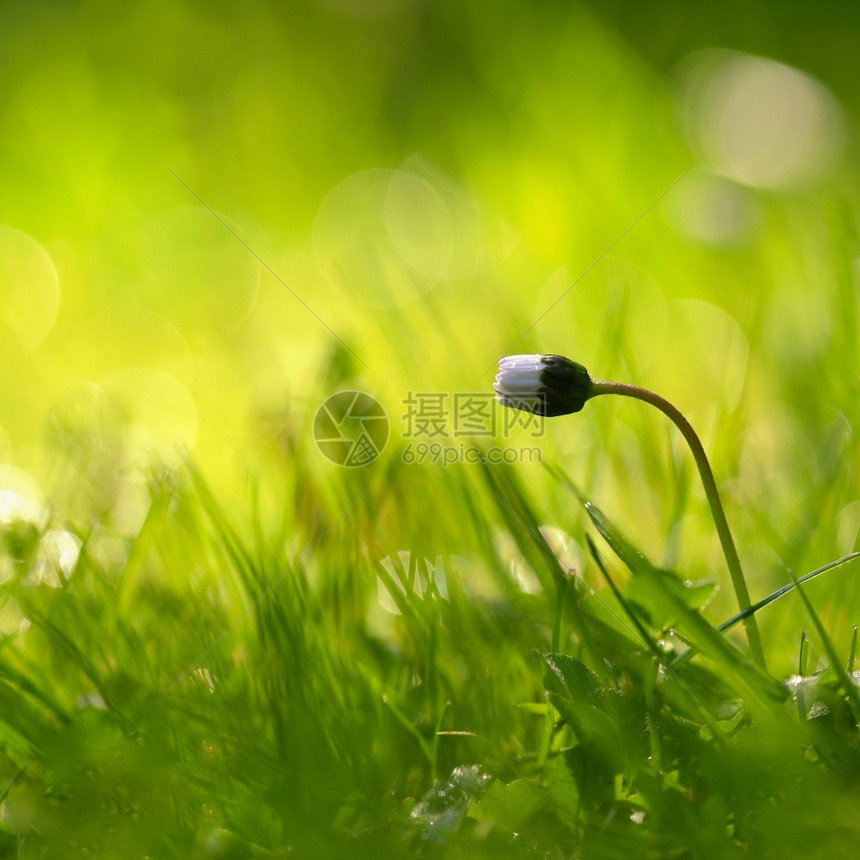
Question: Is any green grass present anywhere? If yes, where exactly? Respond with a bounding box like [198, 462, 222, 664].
[3, 1, 860, 857]
[3, 431, 860, 857]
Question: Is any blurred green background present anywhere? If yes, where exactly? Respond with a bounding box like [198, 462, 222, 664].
[3, 0, 860, 855]
[3, 0, 858, 598]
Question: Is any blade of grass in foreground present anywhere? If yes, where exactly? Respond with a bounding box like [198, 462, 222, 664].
[580, 494, 785, 705]
[547, 465, 785, 704]
[790, 570, 860, 713]
[671, 552, 860, 668]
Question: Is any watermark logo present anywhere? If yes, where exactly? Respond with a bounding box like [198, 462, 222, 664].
[313, 390, 543, 467]
[313, 390, 389, 467]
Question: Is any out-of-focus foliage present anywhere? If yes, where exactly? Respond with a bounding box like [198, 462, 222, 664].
[2, 0, 860, 856]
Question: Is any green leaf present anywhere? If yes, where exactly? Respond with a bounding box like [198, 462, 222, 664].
[543, 750, 580, 831]
[548, 695, 625, 776]
[581, 495, 786, 705]
[583, 500, 654, 578]
[468, 778, 548, 829]
[625, 573, 715, 628]
[543, 652, 604, 708]
[560, 741, 617, 812]
[582, 498, 715, 624]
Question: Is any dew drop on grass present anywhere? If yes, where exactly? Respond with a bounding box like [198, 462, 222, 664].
[410, 764, 492, 843]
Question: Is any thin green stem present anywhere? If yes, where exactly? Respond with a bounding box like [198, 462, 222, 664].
[538, 577, 569, 769]
[588, 380, 767, 670]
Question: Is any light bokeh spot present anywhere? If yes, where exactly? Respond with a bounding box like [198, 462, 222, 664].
[667, 171, 758, 246]
[30, 529, 82, 587]
[386, 170, 454, 281]
[837, 500, 860, 556]
[0, 225, 60, 351]
[315, 169, 445, 307]
[537, 257, 667, 375]
[101, 368, 198, 468]
[0, 465, 46, 528]
[675, 50, 845, 191]
[739, 414, 812, 522]
[314, 166, 483, 308]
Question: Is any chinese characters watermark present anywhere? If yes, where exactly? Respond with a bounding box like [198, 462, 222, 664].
[402, 392, 544, 440]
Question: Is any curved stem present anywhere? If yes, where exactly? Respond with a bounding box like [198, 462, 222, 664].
[588, 380, 767, 670]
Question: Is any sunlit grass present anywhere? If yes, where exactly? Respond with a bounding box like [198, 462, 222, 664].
[2, 1, 860, 857]
[3, 439, 860, 857]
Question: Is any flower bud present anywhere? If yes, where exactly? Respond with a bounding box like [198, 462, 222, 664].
[493, 354, 593, 417]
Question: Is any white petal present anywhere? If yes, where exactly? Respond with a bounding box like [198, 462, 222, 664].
[494, 374, 541, 394]
[498, 354, 543, 371]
